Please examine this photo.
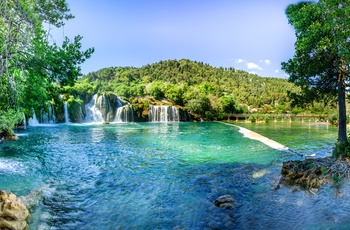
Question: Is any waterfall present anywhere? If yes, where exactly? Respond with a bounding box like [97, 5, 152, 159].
[85, 94, 134, 123]
[115, 97, 134, 122]
[115, 104, 134, 122]
[23, 113, 26, 129]
[28, 110, 40, 126]
[41, 104, 56, 124]
[149, 105, 179, 122]
[64, 102, 70, 123]
[85, 94, 104, 122]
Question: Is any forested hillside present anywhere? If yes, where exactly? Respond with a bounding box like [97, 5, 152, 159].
[64, 59, 337, 120]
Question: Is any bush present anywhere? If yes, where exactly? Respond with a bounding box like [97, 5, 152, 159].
[248, 115, 256, 123]
[185, 94, 211, 117]
[328, 114, 338, 125]
[148, 81, 164, 100]
[332, 132, 350, 158]
[0, 109, 23, 137]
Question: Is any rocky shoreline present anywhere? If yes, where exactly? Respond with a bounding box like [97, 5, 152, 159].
[279, 157, 350, 192]
[0, 190, 30, 230]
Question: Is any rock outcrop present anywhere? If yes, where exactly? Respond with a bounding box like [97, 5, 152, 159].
[1, 135, 19, 141]
[214, 195, 235, 209]
[0, 190, 29, 230]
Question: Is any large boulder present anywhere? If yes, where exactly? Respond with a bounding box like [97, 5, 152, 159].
[0, 190, 29, 230]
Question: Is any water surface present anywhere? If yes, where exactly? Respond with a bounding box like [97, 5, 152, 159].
[0, 122, 346, 229]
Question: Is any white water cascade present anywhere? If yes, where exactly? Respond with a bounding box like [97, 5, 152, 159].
[115, 104, 134, 122]
[85, 95, 104, 122]
[22, 113, 26, 129]
[149, 105, 179, 122]
[28, 111, 40, 126]
[114, 97, 134, 122]
[64, 102, 70, 123]
[85, 94, 135, 123]
[41, 104, 56, 124]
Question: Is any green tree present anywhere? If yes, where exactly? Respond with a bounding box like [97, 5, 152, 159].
[218, 95, 239, 114]
[148, 81, 164, 100]
[282, 0, 350, 156]
[0, 0, 93, 136]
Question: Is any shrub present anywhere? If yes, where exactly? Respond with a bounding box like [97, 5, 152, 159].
[328, 113, 338, 125]
[248, 115, 256, 123]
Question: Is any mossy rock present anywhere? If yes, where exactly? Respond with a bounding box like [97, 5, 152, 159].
[279, 157, 350, 192]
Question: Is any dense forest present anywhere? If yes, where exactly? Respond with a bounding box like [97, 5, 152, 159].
[63, 59, 337, 121]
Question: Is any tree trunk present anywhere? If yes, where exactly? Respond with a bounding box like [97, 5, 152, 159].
[337, 73, 348, 145]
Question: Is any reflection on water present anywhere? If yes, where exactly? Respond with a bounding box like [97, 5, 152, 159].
[0, 122, 346, 229]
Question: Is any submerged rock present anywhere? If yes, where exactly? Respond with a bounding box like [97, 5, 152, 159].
[0, 190, 29, 230]
[214, 195, 235, 209]
[280, 160, 326, 190]
[278, 157, 350, 191]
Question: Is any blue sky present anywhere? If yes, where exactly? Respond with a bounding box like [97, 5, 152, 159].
[50, 0, 302, 78]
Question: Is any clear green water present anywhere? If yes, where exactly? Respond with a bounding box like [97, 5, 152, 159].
[236, 121, 337, 157]
[0, 122, 347, 229]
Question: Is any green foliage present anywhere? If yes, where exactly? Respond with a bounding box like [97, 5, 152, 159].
[0, 0, 93, 135]
[282, 0, 350, 148]
[0, 110, 23, 137]
[328, 113, 338, 126]
[248, 115, 257, 123]
[147, 81, 164, 100]
[332, 133, 350, 159]
[185, 97, 211, 116]
[163, 83, 186, 105]
[66, 96, 85, 122]
[70, 59, 313, 120]
[218, 95, 239, 114]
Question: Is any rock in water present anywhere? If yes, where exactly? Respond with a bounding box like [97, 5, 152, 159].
[1, 135, 19, 141]
[0, 190, 29, 230]
[214, 195, 235, 209]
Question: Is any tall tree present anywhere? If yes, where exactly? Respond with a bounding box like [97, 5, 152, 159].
[0, 0, 93, 136]
[282, 0, 350, 156]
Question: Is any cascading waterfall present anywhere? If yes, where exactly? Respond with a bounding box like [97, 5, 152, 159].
[149, 105, 179, 122]
[115, 104, 134, 122]
[114, 97, 134, 122]
[41, 104, 56, 124]
[85, 94, 135, 123]
[85, 94, 104, 122]
[28, 110, 40, 126]
[64, 102, 70, 123]
[23, 113, 26, 129]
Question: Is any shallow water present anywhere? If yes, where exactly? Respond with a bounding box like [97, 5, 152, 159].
[1, 121, 347, 229]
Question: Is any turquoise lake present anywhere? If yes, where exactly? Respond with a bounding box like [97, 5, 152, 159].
[1, 121, 349, 229]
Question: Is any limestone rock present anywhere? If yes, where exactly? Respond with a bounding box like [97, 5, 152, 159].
[0, 190, 29, 230]
[280, 159, 327, 190]
[8, 192, 17, 201]
[214, 195, 235, 209]
[1, 135, 19, 141]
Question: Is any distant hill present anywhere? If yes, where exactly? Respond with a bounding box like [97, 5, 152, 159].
[64, 59, 335, 120]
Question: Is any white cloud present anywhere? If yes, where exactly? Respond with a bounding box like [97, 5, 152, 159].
[246, 62, 263, 70]
[275, 69, 279, 73]
[236, 58, 245, 64]
[260, 59, 271, 65]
